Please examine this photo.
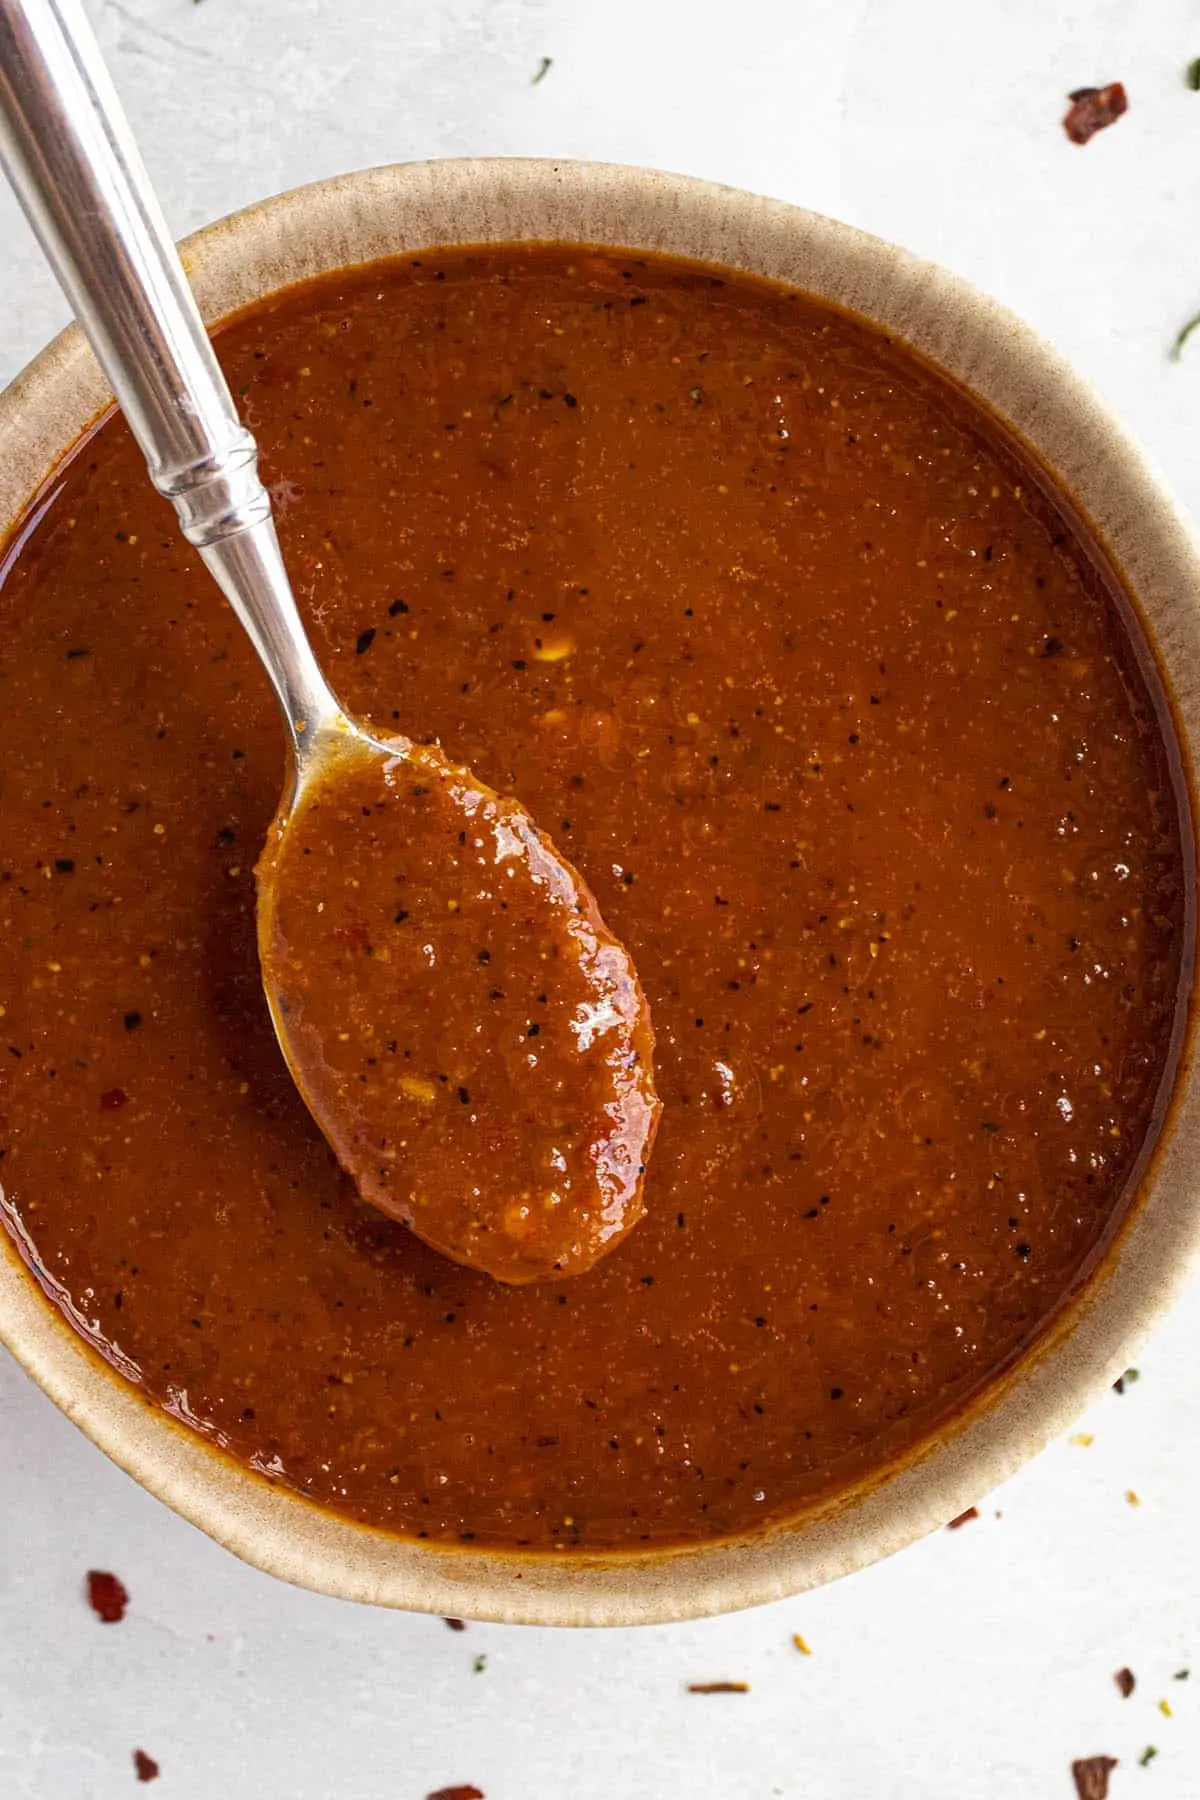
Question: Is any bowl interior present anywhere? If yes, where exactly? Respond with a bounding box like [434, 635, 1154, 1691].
[1, 158, 1199, 1625]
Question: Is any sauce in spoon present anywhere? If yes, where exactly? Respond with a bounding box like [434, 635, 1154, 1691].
[258, 734, 660, 1283]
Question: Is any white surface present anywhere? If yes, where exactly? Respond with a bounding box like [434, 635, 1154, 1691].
[3, 2, 1200, 1795]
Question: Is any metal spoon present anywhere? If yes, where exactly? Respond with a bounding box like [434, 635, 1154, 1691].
[0, 0, 661, 1283]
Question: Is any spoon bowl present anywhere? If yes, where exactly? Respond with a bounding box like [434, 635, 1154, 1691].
[257, 723, 660, 1282]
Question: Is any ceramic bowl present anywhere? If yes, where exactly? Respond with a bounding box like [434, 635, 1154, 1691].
[1, 158, 1197, 1626]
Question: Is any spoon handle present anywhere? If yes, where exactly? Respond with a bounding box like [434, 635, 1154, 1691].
[0, 0, 339, 747]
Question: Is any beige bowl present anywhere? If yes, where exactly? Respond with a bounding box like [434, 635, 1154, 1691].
[1, 158, 1198, 1626]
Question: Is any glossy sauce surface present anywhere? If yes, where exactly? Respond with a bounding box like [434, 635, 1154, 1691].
[0, 246, 1187, 1551]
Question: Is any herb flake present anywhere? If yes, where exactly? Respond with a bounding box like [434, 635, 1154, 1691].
[1171, 313, 1200, 362]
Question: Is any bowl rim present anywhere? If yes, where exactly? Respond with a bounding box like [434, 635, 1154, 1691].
[2, 154, 1199, 1626]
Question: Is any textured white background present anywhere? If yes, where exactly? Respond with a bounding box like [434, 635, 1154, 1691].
[4, 2, 1200, 1796]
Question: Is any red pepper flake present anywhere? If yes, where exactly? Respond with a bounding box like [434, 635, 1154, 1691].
[687, 1681, 750, 1694]
[1115, 1666, 1136, 1698]
[947, 1506, 979, 1529]
[1063, 84, 1127, 145]
[442, 1616, 467, 1632]
[86, 1569, 129, 1623]
[100, 1087, 128, 1111]
[133, 1749, 159, 1783]
[426, 1789, 483, 1800]
[1072, 1755, 1118, 1799]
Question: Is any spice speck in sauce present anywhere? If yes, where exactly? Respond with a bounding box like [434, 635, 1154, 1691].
[947, 1506, 980, 1530]
[132, 1749, 159, 1783]
[85, 1569, 129, 1623]
[687, 1681, 750, 1694]
[1115, 1667, 1136, 1698]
